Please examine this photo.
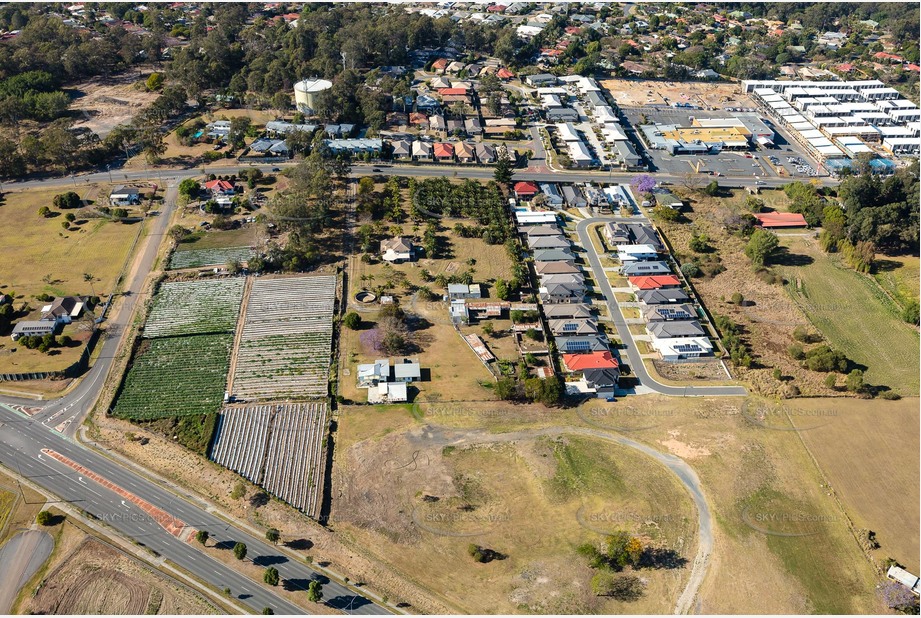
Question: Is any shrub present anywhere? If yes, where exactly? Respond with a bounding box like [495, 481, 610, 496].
[307, 581, 323, 603]
[879, 391, 901, 400]
[788, 343, 805, 360]
[65, 212, 76, 222]
[36, 510, 54, 526]
[730, 292, 744, 305]
[772, 367, 782, 381]
[688, 234, 710, 252]
[823, 373, 837, 390]
[803, 345, 848, 373]
[744, 229, 779, 268]
[195, 530, 209, 544]
[230, 481, 246, 500]
[342, 312, 361, 330]
[680, 262, 700, 278]
[653, 205, 681, 222]
[264, 567, 280, 586]
[792, 325, 820, 343]
[845, 369, 864, 393]
[266, 528, 280, 544]
[38, 206, 52, 217]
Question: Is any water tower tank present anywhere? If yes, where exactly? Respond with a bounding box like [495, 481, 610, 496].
[294, 78, 332, 114]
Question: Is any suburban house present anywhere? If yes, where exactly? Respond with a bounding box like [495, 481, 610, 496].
[380, 237, 414, 263]
[616, 244, 660, 262]
[620, 261, 672, 276]
[605, 222, 664, 251]
[533, 248, 576, 263]
[526, 224, 563, 238]
[357, 359, 390, 388]
[455, 141, 476, 163]
[409, 112, 429, 129]
[647, 320, 706, 339]
[654, 191, 684, 210]
[581, 367, 620, 399]
[540, 272, 584, 286]
[754, 212, 808, 228]
[526, 73, 559, 87]
[603, 221, 631, 245]
[539, 183, 565, 207]
[434, 142, 455, 162]
[464, 117, 482, 135]
[543, 303, 593, 320]
[535, 261, 581, 276]
[629, 275, 682, 290]
[643, 304, 697, 321]
[416, 94, 440, 112]
[205, 179, 235, 196]
[391, 139, 413, 160]
[428, 114, 446, 131]
[651, 337, 713, 361]
[446, 118, 464, 135]
[514, 181, 539, 199]
[474, 142, 496, 164]
[448, 283, 482, 300]
[109, 186, 140, 206]
[546, 107, 580, 122]
[450, 299, 469, 324]
[11, 320, 57, 341]
[556, 335, 608, 353]
[539, 282, 584, 304]
[527, 235, 570, 250]
[40, 296, 84, 324]
[412, 140, 433, 161]
[562, 185, 587, 207]
[393, 359, 422, 382]
[637, 288, 691, 305]
[549, 318, 598, 336]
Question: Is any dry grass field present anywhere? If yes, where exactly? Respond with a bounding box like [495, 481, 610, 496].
[332, 404, 698, 614]
[68, 73, 159, 138]
[796, 397, 920, 573]
[22, 537, 218, 615]
[0, 187, 142, 300]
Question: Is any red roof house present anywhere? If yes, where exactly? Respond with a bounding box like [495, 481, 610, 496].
[433, 142, 454, 160]
[562, 351, 619, 372]
[514, 181, 539, 197]
[754, 212, 808, 228]
[906, 64, 920, 73]
[836, 63, 856, 73]
[486, 4, 506, 12]
[873, 51, 903, 62]
[437, 87, 469, 96]
[497, 68, 515, 80]
[629, 275, 681, 290]
[205, 179, 234, 195]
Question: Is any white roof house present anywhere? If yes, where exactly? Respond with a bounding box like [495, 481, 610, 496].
[372, 381, 407, 403]
[357, 359, 390, 388]
[393, 360, 422, 382]
[887, 565, 921, 595]
[651, 337, 713, 361]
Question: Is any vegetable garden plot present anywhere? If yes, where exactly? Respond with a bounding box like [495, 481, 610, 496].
[231, 275, 337, 400]
[144, 278, 245, 337]
[169, 246, 255, 270]
[113, 334, 233, 420]
[209, 402, 329, 518]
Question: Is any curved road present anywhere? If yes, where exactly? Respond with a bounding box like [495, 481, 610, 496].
[575, 217, 748, 397]
[405, 424, 712, 615]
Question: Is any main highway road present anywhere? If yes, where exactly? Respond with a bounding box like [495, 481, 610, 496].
[0, 178, 389, 614]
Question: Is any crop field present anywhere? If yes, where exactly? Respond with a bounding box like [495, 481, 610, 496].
[168, 246, 255, 270]
[781, 236, 920, 395]
[231, 275, 336, 400]
[112, 334, 233, 420]
[210, 402, 329, 518]
[143, 278, 245, 338]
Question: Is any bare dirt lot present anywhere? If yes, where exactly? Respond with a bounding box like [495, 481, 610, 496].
[332, 404, 698, 614]
[23, 537, 218, 615]
[600, 78, 755, 110]
[68, 73, 160, 138]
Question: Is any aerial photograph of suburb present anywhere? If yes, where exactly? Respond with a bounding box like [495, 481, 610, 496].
[0, 1, 917, 616]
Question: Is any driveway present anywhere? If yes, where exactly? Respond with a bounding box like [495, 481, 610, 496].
[574, 217, 748, 397]
[0, 529, 54, 613]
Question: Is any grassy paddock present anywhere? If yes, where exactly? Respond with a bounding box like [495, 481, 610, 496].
[780, 236, 919, 395]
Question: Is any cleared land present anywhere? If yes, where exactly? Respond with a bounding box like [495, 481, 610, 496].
[796, 397, 920, 573]
[231, 275, 336, 400]
[143, 278, 245, 338]
[24, 537, 218, 615]
[781, 236, 919, 395]
[0, 187, 140, 300]
[210, 402, 329, 518]
[68, 73, 159, 138]
[333, 404, 698, 614]
[600, 78, 755, 110]
[112, 334, 233, 419]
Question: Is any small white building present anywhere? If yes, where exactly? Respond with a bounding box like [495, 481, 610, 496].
[616, 244, 659, 263]
[357, 359, 390, 388]
[393, 359, 422, 382]
[380, 237, 414, 263]
[651, 337, 713, 361]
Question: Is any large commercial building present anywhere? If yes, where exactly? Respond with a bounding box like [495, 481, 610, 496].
[294, 78, 333, 115]
[743, 79, 920, 161]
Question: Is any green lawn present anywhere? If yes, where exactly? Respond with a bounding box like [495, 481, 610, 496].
[175, 226, 258, 251]
[781, 237, 919, 395]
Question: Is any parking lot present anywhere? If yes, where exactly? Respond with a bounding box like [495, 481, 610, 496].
[618, 106, 826, 179]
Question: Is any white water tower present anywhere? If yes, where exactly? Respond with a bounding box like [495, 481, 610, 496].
[293, 78, 332, 115]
